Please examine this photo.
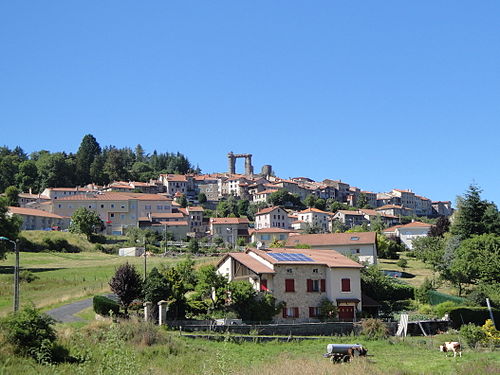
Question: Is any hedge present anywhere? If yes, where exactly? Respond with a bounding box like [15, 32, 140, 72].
[428, 290, 466, 306]
[93, 295, 120, 316]
[448, 306, 500, 329]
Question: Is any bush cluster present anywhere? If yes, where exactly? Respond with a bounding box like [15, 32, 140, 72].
[93, 295, 120, 316]
[449, 307, 500, 329]
[360, 318, 389, 339]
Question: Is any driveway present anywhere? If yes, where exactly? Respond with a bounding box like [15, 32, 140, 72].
[45, 294, 117, 323]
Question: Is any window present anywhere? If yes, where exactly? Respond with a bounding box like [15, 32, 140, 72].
[121, 205, 125, 209]
[341, 278, 351, 292]
[286, 268, 293, 274]
[282, 307, 299, 318]
[260, 279, 268, 291]
[110, 213, 115, 218]
[58, 204, 62, 208]
[101, 204, 104, 209]
[351, 248, 360, 254]
[261, 234, 270, 241]
[120, 214, 125, 220]
[285, 279, 295, 292]
[307, 279, 326, 292]
[111, 204, 115, 208]
[313, 268, 319, 274]
[309, 307, 321, 318]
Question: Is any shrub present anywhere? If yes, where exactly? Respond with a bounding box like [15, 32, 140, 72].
[415, 278, 435, 304]
[481, 319, 500, 344]
[396, 258, 408, 269]
[460, 323, 486, 348]
[19, 270, 39, 283]
[448, 306, 500, 329]
[318, 298, 338, 321]
[0, 305, 56, 358]
[89, 234, 106, 244]
[360, 318, 389, 339]
[433, 301, 459, 318]
[93, 295, 120, 316]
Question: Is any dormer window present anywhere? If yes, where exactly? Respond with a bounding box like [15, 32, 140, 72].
[350, 236, 360, 241]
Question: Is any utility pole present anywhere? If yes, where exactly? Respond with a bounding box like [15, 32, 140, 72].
[143, 235, 147, 282]
[0, 237, 19, 312]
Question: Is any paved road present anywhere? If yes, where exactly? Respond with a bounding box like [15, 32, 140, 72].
[46, 294, 117, 323]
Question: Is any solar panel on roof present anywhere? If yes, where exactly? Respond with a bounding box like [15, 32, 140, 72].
[268, 253, 314, 262]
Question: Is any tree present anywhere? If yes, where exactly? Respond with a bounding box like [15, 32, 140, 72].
[369, 215, 385, 233]
[16, 160, 38, 193]
[188, 238, 200, 253]
[314, 198, 326, 211]
[451, 184, 490, 239]
[429, 216, 450, 237]
[357, 193, 370, 209]
[449, 234, 500, 286]
[267, 189, 304, 209]
[228, 280, 282, 322]
[69, 207, 103, 240]
[198, 192, 207, 204]
[4, 186, 19, 207]
[304, 194, 316, 208]
[36, 152, 75, 189]
[177, 194, 188, 208]
[143, 267, 170, 318]
[190, 265, 228, 314]
[0, 197, 22, 259]
[376, 234, 402, 259]
[318, 298, 338, 321]
[1, 305, 56, 358]
[412, 236, 446, 271]
[75, 134, 101, 185]
[109, 263, 143, 315]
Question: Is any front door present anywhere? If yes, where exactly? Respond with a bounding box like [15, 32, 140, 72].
[338, 306, 354, 321]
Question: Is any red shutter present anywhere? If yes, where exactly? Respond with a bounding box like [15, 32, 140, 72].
[309, 307, 315, 317]
[285, 279, 295, 292]
[282, 307, 287, 318]
[307, 279, 313, 292]
[341, 278, 351, 292]
[294, 307, 299, 318]
[260, 279, 268, 291]
[320, 279, 326, 292]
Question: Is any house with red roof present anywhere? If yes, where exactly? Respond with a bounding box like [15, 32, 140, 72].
[217, 247, 363, 322]
[297, 208, 333, 232]
[8, 206, 70, 231]
[250, 227, 297, 247]
[254, 206, 290, 230]
[210, 217, 250, 245]
[285, 232, 378, 265]
[382, 221, 432, 250]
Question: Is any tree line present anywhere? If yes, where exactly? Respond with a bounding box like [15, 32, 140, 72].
[0, 134, 198, 194]
[412, 184, 500, 305]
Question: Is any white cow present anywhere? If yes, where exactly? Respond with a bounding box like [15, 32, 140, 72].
[439, 342, 462, 357]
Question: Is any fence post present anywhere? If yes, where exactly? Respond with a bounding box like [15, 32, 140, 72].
[158, 300, 168, 326]
[143, 301, 153, 322]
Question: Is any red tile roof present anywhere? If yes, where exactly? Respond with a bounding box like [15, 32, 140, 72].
[250, 248, 362, 268]
[251, 228, 297, 233]
[217, 252, 275, 274]
[255, 206, 283, 215]
[285, 232, 376, 247]
[210, 217, 249, 225]
[157, 221, 189, 227]
[56, 192, 172, 202]
[9, 206, 65, 219]
[299, 208, 331, 215]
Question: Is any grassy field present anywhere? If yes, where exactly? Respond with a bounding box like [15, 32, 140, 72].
[0, 251, 216, 316]
[0, 319, 498, 375]
[378, 256, 456, 294]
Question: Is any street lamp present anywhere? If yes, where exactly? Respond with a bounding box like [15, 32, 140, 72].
[0, 236, 19, 312]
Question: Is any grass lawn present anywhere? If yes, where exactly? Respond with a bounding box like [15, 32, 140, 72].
[0, 320, 498, 375]
[0, 251, 216, 316]
[378, 256, 456, 294]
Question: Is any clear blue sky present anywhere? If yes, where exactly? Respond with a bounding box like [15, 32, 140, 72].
[1, 1, 499, 205]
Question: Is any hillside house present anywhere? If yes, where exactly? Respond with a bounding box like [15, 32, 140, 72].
[210, 217, 250, 245]
[8, 206, 69, 231]
[285, 232, 378, 265]
[382, 221, 432, 250]
[217, 248, 363, 322]
[255, 206, 291, 229]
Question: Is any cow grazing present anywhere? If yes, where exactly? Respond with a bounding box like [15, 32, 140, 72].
[439, 342, 462, 357]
